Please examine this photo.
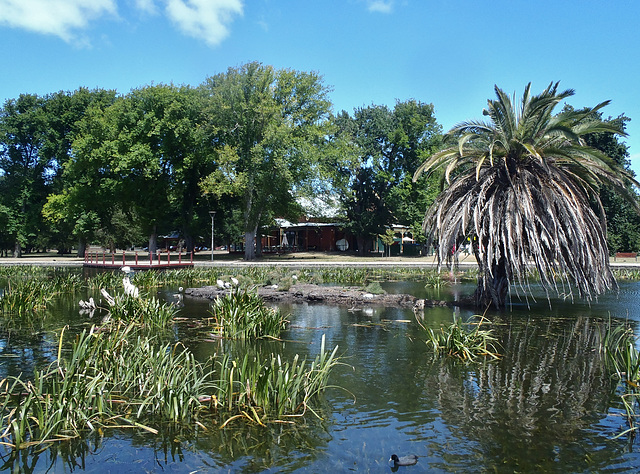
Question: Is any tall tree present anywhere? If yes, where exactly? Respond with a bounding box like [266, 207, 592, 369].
[52, 84, 210, 256]
[40, 88, 118, 253]
[0, 94, 49, 256]
[579, 113, 640, 253]
[414, 82, 639, 308]
[199, 62, 332, 260]
[334, 101, 441, 253]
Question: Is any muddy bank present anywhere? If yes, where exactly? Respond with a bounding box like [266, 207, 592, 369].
[184, 283, 451, 308]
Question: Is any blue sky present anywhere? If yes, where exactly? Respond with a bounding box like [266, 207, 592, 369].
[1, 0, 639, 174]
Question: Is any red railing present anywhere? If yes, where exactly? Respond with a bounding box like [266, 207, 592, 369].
[84, 250, 194, 267]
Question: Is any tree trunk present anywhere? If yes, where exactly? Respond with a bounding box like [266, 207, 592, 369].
[184, 234, 194, 253]
[77, 238, 87, 258]
[148, 226, 158, 259]
[13, 241, 22, 258]
[356, 236, 366, 256]
[244, 230, 256, 260]
[474, 256, 509, 309]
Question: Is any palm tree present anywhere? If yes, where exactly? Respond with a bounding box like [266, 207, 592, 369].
[414, 82, 639, 308]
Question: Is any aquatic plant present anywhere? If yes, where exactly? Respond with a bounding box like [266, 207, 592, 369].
[0, 279, 57, 316]
[423, 270, 449, 289]
[363, 281, 385, 295]
[421, 314, 501, 361]
[0, 323, 342, 449]
[0, 324, 214, 449]
[600, 320, 640, 438]
[102, 292, 177, 329]
[85, 271, 121, 291]
[213, 334, 341, 424]
[210, 290, 287, 340]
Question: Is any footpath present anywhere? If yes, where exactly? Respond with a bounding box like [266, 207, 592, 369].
[1, 251, 640, 269]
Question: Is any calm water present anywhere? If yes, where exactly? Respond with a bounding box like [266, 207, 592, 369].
[1, 276, 640, 472]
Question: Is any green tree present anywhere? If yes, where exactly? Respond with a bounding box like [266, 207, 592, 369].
[40, 88, 118, 253]
[414, 82, 639, 308]
[334, 101, 441, 253]
[199, 62, 333, 260]
[53, 84, 211, 256]
[0, 94, 49, 256]
[580, 113, 640, 253]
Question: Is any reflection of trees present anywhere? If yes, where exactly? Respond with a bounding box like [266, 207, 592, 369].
[424, 316, 619, 471]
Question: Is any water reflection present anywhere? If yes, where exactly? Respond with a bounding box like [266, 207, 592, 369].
[2, 279, 640, 472]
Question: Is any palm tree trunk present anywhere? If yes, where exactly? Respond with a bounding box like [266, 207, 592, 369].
[475, 256, 509, 308]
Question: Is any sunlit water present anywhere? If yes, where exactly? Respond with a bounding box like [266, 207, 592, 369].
[1, 275, 640, 472]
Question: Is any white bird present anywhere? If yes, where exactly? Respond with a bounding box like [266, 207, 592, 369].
[123, 277, 139, 298]
[230, 277, 239, 286]
[216, 279, 226, 289]
[121, 266, 131, 274]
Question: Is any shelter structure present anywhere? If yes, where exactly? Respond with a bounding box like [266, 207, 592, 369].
[262, 218, 353, 253]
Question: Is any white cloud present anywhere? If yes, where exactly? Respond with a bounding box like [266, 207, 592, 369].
[134, 0, 157, 14]
[366, 0, 393, 13]
[165, 0, 243, 47]
[0, 0, 243, 47]
[0, 0, 116, 42]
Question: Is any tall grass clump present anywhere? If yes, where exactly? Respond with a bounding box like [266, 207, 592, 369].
[0, 279, 57, 316]
[82, 276, 176, 329]
[0, 325, 343, 449]
[601, 320, 640, 438]
[0, 324, 215, 449]
[421, 314, 501, 361]
[104, 293, 177, 329]
[210, 290, 287, 340]
[212, 334, 341, 425]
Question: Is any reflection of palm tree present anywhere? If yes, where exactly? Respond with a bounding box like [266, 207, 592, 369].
[425, 317, 616, 471]
[415, 83, 639, 308]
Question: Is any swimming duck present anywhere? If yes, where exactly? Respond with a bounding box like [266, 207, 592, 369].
[389, 454, 418, 466]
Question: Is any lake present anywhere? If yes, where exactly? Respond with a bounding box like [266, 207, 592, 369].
[1, 272, 639, 472]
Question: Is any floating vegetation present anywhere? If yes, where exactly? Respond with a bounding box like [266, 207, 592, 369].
[210, 290, 287, 340]
[0, 324, 341, 449]
[421, 314, 501, 361]
[362, 281, 385, 295]
[600, 320, 640, 439]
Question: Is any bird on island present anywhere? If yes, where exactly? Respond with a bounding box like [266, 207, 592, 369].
[216, 279, 225, 289]
[389, 454, 418, 467]
[230, 277, 239, 286]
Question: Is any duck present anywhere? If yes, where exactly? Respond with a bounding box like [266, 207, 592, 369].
[389, 454, 418, 466]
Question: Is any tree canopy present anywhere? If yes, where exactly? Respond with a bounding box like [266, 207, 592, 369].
[199, 62, 334, 260]
[334, 100, 442, 253]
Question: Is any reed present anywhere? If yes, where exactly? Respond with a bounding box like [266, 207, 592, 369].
[0, 325, 342, 449]
[209, 290, 287, 340]
[423, 270, 449, 289]
[105, 292, 177, 329]
[212, 334, 341, 424]
[0, 324, 215, 449]
[421, 314, 501, 361]
[0, 279, 57, 316]
[85, 271, 121, 291]
[600, 320, 640, 438]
